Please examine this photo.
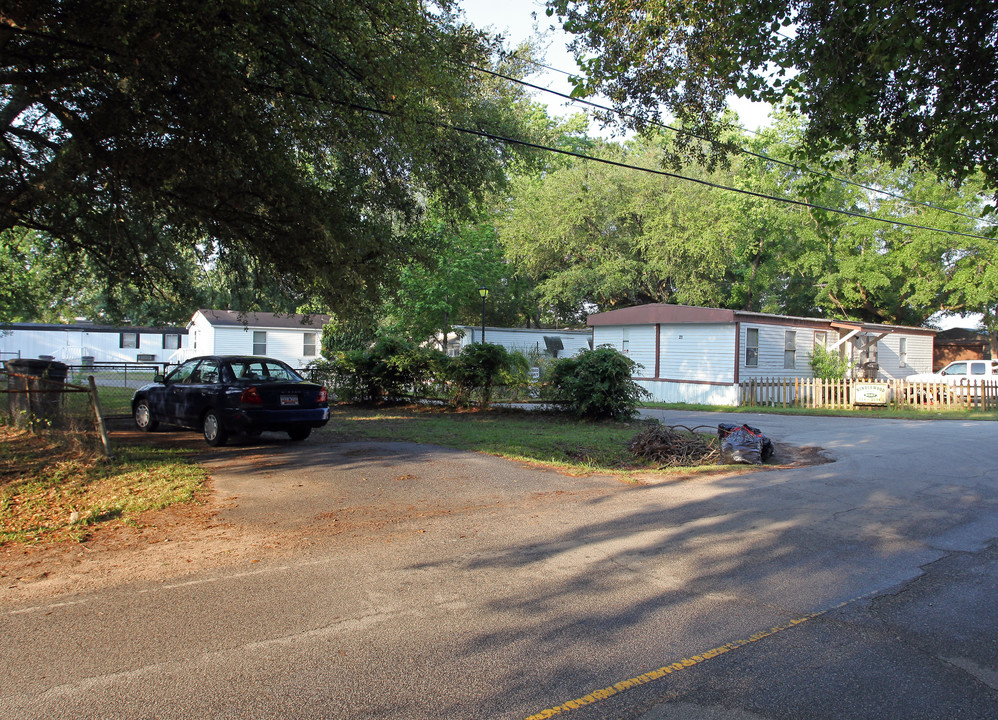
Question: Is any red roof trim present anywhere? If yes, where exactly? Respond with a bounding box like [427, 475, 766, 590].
[588, 304, 936, 336]
[587, 304, 734, 326]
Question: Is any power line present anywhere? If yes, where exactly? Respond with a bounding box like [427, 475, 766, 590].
[319, 91, 997, 243]
[457, 128, 997, 243]
[509, 54, 767, 137]
[488, 57, 996, 228]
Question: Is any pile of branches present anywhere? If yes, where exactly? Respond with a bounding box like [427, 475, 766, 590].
[629, 423, 719, 468]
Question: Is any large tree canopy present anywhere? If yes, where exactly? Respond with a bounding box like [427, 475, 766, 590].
[499, 136, 736, 318]
[496, 116, 984, 326]
[0, 226, 325, 325]
[547, 0, 998, 195]
[0, 0, 535, 316]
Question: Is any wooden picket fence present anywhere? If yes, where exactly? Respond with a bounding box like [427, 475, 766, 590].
[739, 377, 998, 411]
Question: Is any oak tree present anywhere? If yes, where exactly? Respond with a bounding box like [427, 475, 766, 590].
[547, 1, 998, 196]
[1, 0, 534, 316]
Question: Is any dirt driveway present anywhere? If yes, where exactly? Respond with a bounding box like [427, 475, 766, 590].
[0, 425, 821, 604]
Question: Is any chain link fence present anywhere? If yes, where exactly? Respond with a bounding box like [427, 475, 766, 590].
[65, 363, 168, 419]
[0, 361, 156, 457]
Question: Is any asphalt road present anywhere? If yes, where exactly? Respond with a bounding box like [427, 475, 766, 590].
[2, 411, 997, 719]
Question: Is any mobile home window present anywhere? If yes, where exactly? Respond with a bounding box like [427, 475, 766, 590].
[813, 331, 827, 350]
[621, 327, 630, 354]
[784, 331, 797, 369]
[303, 332, 316, 357]
[163, 333, 180, 350]
[253, 331, 267, 356]
[120, 332, 139, 349]
[898, 337, 907, 367]
[745, 328, 759, 367]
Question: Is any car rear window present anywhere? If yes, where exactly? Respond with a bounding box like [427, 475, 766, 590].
[229, 360, 302, 382]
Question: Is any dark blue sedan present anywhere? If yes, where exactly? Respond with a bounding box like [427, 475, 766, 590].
[132, 355, 329, 446]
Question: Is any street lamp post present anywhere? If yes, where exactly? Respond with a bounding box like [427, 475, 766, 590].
[478, 287, 489, 344]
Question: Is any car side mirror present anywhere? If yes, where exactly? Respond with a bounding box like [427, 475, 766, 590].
[155, 374, 165, 383]
[939, 370, 947, 376]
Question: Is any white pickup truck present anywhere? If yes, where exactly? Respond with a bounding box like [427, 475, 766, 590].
[907, 360, 998, 397]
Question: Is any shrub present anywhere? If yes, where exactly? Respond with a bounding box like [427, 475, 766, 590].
[386, 343, 449, 400]
[808, 345, 851, 380]
[302, 357, 338, 389]
[448, 343, 526, 408]
[328, 349, 374, 402]
[547, 346, 650, 421]
[320, 319, 378, 356]
[324, 338, 447, 403]
[365, 337, 418, 401]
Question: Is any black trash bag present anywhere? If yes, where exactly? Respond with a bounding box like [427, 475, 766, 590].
[718, 423, 774, 465]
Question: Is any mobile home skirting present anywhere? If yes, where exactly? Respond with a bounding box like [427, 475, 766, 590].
[635, 377, 740, 405]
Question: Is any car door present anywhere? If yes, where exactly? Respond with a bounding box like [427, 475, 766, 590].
[163, 359, 202, 427]
[178, 359, 223, 426]
[964, 361, 990, 396]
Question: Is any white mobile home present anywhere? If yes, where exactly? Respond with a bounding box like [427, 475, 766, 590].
[0, 322, 189, 365]
[187, 310, 330, 368]
[442, 325, 592, 359]
[587, 304, 935, 405]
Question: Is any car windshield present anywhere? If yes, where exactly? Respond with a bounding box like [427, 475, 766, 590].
[228, 359, 302, 382]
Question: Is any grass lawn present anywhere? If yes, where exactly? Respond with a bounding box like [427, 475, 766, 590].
[328, 404, 717, 474]
[0, 425, 208, 546]
[62, 384, 135, 418]
[17, 397, 960, 549]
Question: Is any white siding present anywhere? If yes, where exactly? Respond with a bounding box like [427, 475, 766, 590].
[81, 331, 125, 362]
[739, 323, 934, 380]
[594, 323, 738, 405]
[636, 379, 739, 405]
[209, 326, 318, 368]
[463, 328, 537, 352]
[876, 333, 933, 378]
[266, 329, 319, 367]
[212, 326, 253, 356]
[658, 324, 736, 383]
[187, 313, 217, 355]
[553, 334, 592, 357]
[587, 306, 938, 404]
[740, 323, 834, 379]
[0, 327, 188, 364]
[1, 329, 51, 361]
[456, 327, 591, 359]
[593, 325, 656, 376]
[591, 327, 615, 352]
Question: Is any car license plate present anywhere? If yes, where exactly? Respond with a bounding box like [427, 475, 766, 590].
[280, 394, 299, 406]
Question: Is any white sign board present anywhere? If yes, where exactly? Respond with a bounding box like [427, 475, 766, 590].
[853, 382, 889, 406]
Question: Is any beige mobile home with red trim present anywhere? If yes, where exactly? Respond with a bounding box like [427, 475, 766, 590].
[587, 304, 936, 405]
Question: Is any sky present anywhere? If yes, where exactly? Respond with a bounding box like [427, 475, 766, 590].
[458, 0, 775, 132]
[457, 0, 982, 331]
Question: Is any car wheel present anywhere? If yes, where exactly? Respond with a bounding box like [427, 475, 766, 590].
[203, 409, 228, 447]
[287, 425, 311, 442]
[134, 399, 159, 432]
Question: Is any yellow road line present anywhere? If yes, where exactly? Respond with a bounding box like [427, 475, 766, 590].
[524, 593, 874, 720]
